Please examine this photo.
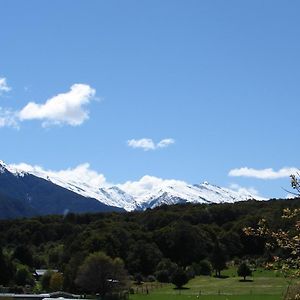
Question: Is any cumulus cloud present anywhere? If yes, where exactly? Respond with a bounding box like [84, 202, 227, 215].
[0, 77, 11, 94]
[19, 83, 96, 126]
[10, 162, 107, 187]
[228, 167, 299, 179]
[127, 138, 175, 151]
[118, 175, 186, 197]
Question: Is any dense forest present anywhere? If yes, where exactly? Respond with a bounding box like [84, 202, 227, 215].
[0, 198, 299, 293]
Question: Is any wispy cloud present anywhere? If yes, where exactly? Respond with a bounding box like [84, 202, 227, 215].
[0, 77, 11, 94]
[127, 138, 175, 151]
[229, 183, 264, 199]
[19, 83, 96, 126]
[228, 167, 299, 179]
[0, 108, 18, 129]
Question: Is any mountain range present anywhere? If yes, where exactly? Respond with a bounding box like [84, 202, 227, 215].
[0, 160, 263, 218]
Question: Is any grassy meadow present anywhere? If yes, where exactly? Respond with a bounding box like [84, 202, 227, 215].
[130, 268, 295, 300]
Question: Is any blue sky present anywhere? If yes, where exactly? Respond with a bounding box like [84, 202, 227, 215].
[0, 0, 299, 198]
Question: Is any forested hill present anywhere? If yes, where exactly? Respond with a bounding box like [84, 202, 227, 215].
[0, 198, 299, 291]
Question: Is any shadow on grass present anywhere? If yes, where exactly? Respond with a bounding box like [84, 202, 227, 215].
[239, 279, 253, 282]
[173, 287, 190, 290]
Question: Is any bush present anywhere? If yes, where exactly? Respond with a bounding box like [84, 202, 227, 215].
[156, 270, 170, 283]
[15, 267, 34, 286]
[147, 275, 156, 282]
[198, 260, 212, 276]
[171, 268, 189, 289]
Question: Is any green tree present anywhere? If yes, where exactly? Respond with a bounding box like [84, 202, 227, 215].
[210, 241, 227, 277]
[0, 248, 14, 285]
[41, 271, 53, 291]
[127, 240, 162, 275]
[155, 258, 178, 283]
[197, 260, 212, 276]
[63, 252, 86, 292]
[237, 262, 252, 281]
[15, 266, 34, 286]
[75, 252, 128, 298]
[171, 267, 189, 289]
[13, 245, 33, 267]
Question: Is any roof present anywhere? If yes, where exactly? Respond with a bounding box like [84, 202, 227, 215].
[34, 270, 58, 276]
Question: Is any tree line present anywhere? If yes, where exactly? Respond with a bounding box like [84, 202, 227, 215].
[0, 197, 299, 294]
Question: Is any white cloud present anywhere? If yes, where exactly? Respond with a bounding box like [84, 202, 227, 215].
[0, 77, 11, 94]
[127, 138, 155, 151]
[127, 138, 175, 151]
[229, 183, 263, 199]
[286, 193, 296, 199]
[118, 175, 186, 197]
[19, 83, 95, 126]
[10, 162, 107, 187]
[0, 108, 18, 128]
[228, 167, 299, 179]
[157, 138, 175, 148]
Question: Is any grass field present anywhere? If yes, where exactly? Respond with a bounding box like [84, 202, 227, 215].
[130, 268, 294, 300]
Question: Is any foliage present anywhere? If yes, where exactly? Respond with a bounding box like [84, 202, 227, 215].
[193, 260, 212, 276]
[75, 252, 128, 297]
[41, 271, 54, 291]
[15, 266, 33, 286]
[49, 272, 63, 291]
[13, 245, 33, 267]
[210, 241, 227, 277]
[155, 258, 178, 283]
[0, 248, 14, 285]
[1, 199, 300, 289]
[237, 262, 252, 281]
[171, 267, 189, 289]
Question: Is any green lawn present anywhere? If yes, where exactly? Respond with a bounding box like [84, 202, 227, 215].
[130, 268, 294, 300]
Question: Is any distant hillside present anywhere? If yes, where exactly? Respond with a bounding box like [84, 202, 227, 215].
[0, 163, 123, 218]
[0, 192, 37, 219]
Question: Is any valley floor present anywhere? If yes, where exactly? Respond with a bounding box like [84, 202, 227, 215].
[130, 268, 293, 300]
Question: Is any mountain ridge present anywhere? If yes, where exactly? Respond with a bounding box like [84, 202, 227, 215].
[0, 161, 264, 214]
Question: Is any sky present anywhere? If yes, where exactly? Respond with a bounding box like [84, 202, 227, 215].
[0, 0, 300, 199]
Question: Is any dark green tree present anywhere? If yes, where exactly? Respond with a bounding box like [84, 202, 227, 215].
[13, 245, 33, 267]
[210, 241, 227, 277]
[155, 258, 178, 282]
[171, 267, 189, 289]
[0, 248, 14, 285]
[15, 266, 34, 286]
[237, 262, 252, 281]
[63, 252, 86, 292]
[196, 260, 212, 275]
[127, 240, 162, 275]
[41, 271, 54, 292]
[75, 252, 128, 298]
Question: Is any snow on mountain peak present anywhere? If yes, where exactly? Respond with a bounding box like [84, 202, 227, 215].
[0, 160, 263, 211]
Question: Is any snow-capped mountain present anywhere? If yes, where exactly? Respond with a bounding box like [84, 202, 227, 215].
[0, 160, 262, 213]
[0, 161, 124, 218]
[134, 182, 258, 210]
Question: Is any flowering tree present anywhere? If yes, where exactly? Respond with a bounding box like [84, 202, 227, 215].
[243, 174, 300, 299]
